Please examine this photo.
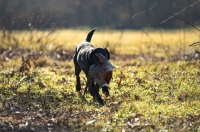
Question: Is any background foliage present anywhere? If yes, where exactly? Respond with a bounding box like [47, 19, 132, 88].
[0, 0, 200, 29]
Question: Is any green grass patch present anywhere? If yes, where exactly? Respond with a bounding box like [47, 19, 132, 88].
[0, 29, 200, 131]
[0, 58, 200, 131]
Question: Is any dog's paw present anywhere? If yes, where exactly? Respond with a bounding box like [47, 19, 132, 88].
[98, 99, 105, 106]
[94, 96, 105, 106]
[76, 84, 81, 91]
[102, 86, 109, 97]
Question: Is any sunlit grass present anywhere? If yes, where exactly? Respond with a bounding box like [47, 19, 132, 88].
[1, 58, 200, 131]
[53, 29, 199, 56]
[1, 28, 199, 56]
[0, 28, 200, 131]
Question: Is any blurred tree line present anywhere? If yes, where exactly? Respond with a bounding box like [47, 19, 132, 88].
[0, 0, 200, 30]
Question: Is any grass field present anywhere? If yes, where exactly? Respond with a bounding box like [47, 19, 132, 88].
[0, 28, 200, 131]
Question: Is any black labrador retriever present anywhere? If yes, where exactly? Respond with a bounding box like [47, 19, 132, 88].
[73, 29, 110, 105]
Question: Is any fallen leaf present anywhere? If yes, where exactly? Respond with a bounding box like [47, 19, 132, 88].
[38, 82, 46, 88]
[17, 92, 24, 96]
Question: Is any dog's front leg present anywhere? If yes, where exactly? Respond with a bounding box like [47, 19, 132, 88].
[89, 82, 104, 106]
[74, 58, 81, 91]
[75, 66, 81, 91]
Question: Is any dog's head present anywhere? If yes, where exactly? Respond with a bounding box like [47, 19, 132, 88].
[90, 48, 110, 64]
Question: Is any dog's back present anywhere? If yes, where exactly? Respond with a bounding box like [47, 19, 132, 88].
[74, 29, 96, 74]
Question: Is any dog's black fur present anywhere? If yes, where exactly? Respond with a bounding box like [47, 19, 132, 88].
[73, 29, 110, 105]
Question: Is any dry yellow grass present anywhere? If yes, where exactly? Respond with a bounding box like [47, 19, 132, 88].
[1, 28, 199, 56]
[53, 29, 199, 53]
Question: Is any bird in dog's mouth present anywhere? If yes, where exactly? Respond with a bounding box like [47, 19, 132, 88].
[89, 53, 115, 96]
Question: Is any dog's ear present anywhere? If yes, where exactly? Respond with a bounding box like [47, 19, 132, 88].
[104, 48, 110, 60]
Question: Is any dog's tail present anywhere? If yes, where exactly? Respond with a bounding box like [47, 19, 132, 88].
[86, 28, 95, 42]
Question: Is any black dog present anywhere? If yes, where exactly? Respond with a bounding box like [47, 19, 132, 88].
[73, 29, 110, 105]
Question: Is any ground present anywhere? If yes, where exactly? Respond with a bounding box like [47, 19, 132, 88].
[0, 29, 200, 131]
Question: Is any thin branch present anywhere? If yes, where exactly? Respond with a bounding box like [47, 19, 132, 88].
[132, 5, 200, 32]
[132, 7, 155, 19]
[155, 7, 200, 32]
[195, 50, 200, 54]
[189, 41, 200, 47]
[160, 0, 200, 24]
